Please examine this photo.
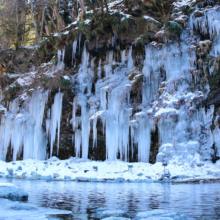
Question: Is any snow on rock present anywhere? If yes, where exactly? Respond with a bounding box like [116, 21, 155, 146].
[173, 0, 196, 9]
[84, 19, 91, 25]
[0, 183, 28, 201]
[62, 75, 70, 80]
[155, 108, 178, 117]
[65, 21, 78, 29]
[143, 15, 161, 24]
[10, 71, 37, 87]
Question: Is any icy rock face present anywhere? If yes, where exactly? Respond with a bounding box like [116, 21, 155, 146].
[0, 183, 28, 201]
[1, 4, 220, 164]
[70, 4, 220, 164]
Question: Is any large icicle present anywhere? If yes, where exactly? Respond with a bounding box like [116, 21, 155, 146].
[48, 91, 63, 157]
[57, 49, 65, 71]
[78, 94, 90, 159]
[94, 60, 132, 161]
[71, 42, 93, 159]
[72, 40, 77, 65]
[24, 91, 49, 160]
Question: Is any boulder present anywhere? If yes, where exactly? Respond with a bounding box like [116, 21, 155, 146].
[64, 175, 71, 180]
[7, 168, 13, 175]
[0, 183, 28, 201]
[114, 178, 125, 183]
[53, 173, 60, 178]
[17, 166, 22, 171]
[76, 177, 90, 182]
[31, 172, 41, 179]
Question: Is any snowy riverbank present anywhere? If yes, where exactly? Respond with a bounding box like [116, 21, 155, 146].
[0, 157, 220, 182]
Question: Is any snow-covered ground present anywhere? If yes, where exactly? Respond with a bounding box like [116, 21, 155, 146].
[0, 157, 220, 182]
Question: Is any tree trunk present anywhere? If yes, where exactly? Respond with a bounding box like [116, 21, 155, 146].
[78, 0, 85, 21]
[104, 0, 109, 15]
[29, 0, 39, 44]
[46, 7, 58, 33]
[40, 6, 45, 41]
[49, 0, 65, 31]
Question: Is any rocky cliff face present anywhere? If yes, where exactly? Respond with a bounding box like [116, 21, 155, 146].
[0, 0, 220, 166]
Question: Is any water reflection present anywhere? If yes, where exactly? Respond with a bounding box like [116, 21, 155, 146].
[1, 179, 220, 219]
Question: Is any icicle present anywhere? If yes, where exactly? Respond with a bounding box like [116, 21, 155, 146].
[49, 91, 63, 157]
[77, 42, 94, 94]
[75, 129, 81, 157]
[93, 117, 97, 148]
[0, 114, 13, 160]
[137, 120, 151, 162]
[97, 59, 102, 79]
[78, 32, 82, 53]
[104, 51, 114, 77]
[127, 46, 134, 70]
[112, 35, 115, 47]
[24, 91, 49, 160]
[57, 49, 65, 71]
[130, 126, 134, 160]
[77, 94, 90, 159]
[213, 116, 220, 157]
[72, 40, 77, 65]
[121, 50, 126, 64]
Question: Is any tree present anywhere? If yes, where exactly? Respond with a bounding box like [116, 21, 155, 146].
[0, 0, 29, 48]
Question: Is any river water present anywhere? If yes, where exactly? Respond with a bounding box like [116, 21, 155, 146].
[0, 179, 220, 219]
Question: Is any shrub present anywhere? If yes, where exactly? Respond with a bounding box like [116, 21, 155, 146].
[165, 21, 183, 35]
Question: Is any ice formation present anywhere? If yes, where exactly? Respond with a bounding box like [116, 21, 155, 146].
[69, 5, 220, 163]
[47, 91, 63, 157]
[0, 91, 49, 160]
[57, 49, 65, 71]
[72, 40, 77, 65]
[0, 90, 63, 161]
[190, 6, 220, 56]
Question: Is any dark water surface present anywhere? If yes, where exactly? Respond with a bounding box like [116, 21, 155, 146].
[1, 178, 220, 219]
